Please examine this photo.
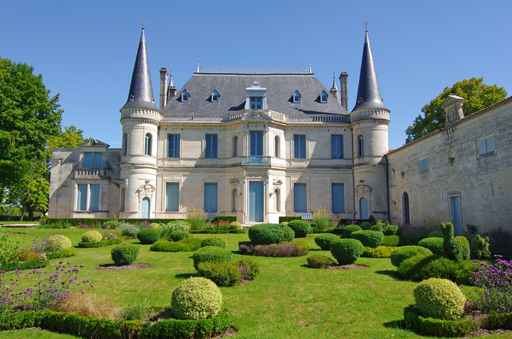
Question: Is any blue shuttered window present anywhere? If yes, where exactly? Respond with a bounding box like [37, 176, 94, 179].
[204, 183, 218, 213]
[250, 131, 263, 157]
[293, 183, 307, 213]
[294, 134, 306, 159]
[168, 134, 180, 158]
[166, 182, 179, 212]
[331, 183, 345, 213]
[331, 135, 344, 159]
[83, 152, 103, 168]
[77, 184, 88, 211]
[89, 184, 100, 211]
[205, 134, 218, 159]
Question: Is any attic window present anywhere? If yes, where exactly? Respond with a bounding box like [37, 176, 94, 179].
[319, 90, 328, 103]
[210, 89, 221, 102]
[292, 90, 301, 104]
[181, 89, 191, 102]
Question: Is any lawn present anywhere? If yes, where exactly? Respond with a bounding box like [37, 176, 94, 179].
[0, 227, 509, 339]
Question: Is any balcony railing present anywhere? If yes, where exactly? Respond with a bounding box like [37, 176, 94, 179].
[241, 156, 270, 166]
[74, 167, 111, 179]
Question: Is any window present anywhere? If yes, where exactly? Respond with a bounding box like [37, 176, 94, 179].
[479, 136, 496, 156]
[293, 183, 307, 213]
[89, 184, 100, 211]
[204, 183, 218, 213]
[294, 134, 306, 159]
[122, 133, 128, 156]
[168, 134, 180, 158]
[331, 134, 344, 159]
[275, 189, 281, 212]
[231, 189, 237, 212]
[319, 90, 328, 103]
[250, 131, 263, 157]
[292, 90, 301, 104]
[402, 192, 410, 225]
[331, 183, 345, 213]
[274, 136, 280, 158]
[359, 197, 369, 219]
[77, 184, 88, 211]
[83, 152, 103, 169]
[211, 89, 221, 102]
[418, 159, 429, 173]
[144, 133, 152, 156]
[166, 182, 179, 212]
[205, 134, 218, 159]
[357, 135, 364, 158]
[232, 136, 238, 157]
[249, 96, 263, 110]
[181, 89, 191, 102]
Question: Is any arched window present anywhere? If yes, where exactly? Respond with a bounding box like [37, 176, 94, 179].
[402, 192, 410, 225]
[232, 136, 238, 157]
[141, 197, 151, 219]
[275, 189, 281, 212]
[231, 189, 237, 212]
[211, 89, 221, 102]
[319, 90, 328, 103]
[274, 135, 280, 158]
[292, 90, 301, 104]
[357, 135, 364, 158]
[144, 133, 152, 156]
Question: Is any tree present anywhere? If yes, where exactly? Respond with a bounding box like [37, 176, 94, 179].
[48, 125, 84, 153]
[405, 78, 507, 142]
[0, 58, 62, 218]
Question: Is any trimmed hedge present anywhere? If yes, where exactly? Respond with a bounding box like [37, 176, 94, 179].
[482, 312, 512, 330]
[287, 220, 312, 238]
[0, 310, 232, 339]
[81, 230, 103, 243]
[209, 215, 237, 224]
[40, 218, 183, 228]
[454, 236, 471, 261]
[390, 246, 433, 267]
[418, 237, 444, 255]
[137, 228, 161, 244]
[350, 230, 384, 248]
[330, 239, 364, 265]
[398, 255, 474, 284]
[111, 245, 139, 266]
[306, 255, 336, 268]
[171, 277, 223, 320]
[192, 246, 232, 269]
[414, 278, 466, 320]
[314, 234, 339, 250]
[398, 254, 433, 278]
[381, 235, 400, 247]
[77, 239, 122, 248]
[362, 246, 396, 258]
[197, 261, 241, 286]
[340, 224, 361, 238]
[248, 224, 295, 245]
[383, 224, 399, 235]
[252, 242, 308, 257]
[403, 305, 479, 337]
[46, 248, 75, 259]
[279, 216, 302, 223]
[150, 238, 203, 252]
[201, 238, 226, 248]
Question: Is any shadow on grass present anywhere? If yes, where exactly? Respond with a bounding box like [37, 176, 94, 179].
[383, 320, 404, 329]
[375, 269, 401, 280]
[175, 272, 199, 279]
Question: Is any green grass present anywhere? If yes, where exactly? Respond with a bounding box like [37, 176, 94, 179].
[0, 227, 510, 339]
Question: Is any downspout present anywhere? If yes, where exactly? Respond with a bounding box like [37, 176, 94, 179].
[350, 125, 357, 221]
[384, 154, 391, 223]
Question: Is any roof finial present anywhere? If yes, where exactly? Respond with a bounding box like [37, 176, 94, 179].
[364, 21, 368, 32]
[330, 72, 338, 91]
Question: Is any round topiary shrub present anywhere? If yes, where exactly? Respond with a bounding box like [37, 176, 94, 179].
[137, 228, 161, 244]
[414, 278, 466, 320]
[418, 237, 444, 256]
[201, 238, 226, 248]
[81, 230, 103, 243]
[192, 246, 232, 269]
[46, 235, 73, 251]
[171, 277, 222, 320]
[248, 224, 295, 245]
[314, 233, 339, 250]
[381, 235, 400, 247]
[340, 224, 362, 238]
[287, 220, 312, 238]
[383, 224, 399, 235]
[398, 254, 433, 279]
[111, 244, 139, 266]
[391, 246, 433, 267]
[166, 229, 189, 242]
[454, 236, 471, 261]
[350, 230, 384, 248]
[307, 255, 336, 268]
[330, 239, 364, 265]
[118, 223, 140, 238]
[149, 223, 161, 230]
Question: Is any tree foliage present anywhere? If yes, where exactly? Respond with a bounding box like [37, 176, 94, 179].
[48, 125, 84, 153]
[406, 78, 507, 142]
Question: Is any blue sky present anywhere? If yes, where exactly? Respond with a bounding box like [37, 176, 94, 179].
[1, 1, 511, 149]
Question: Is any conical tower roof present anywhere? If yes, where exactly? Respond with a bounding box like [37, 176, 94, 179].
[123, 28, 156, 110]
[352, 31, 386, 112]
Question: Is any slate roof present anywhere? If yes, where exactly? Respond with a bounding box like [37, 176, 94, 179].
[163, 72, 347, 119]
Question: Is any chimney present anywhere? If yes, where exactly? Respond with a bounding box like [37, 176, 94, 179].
[167, 72, 177, 99]
[159, 67, 168, 110]
[339, 72, 348, 111]
[442, 95, 465, 126]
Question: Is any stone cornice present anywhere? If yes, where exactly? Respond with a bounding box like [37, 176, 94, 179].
[121, 107, 161, 124]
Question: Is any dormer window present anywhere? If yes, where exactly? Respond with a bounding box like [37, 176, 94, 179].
[245, 81, 267, 110]
[210, 89, 221, 102]
[180, 89, 191, 102]
[319, 90, 328, 103]
[292, 90, 301, 104]
[249, 97, 263, 110]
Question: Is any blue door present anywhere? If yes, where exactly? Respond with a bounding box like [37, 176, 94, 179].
[450, 196, 463, 234]
[359, 197, 369, 220]
[141, 197, 150, 219]
[249, 181, 264, 222]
